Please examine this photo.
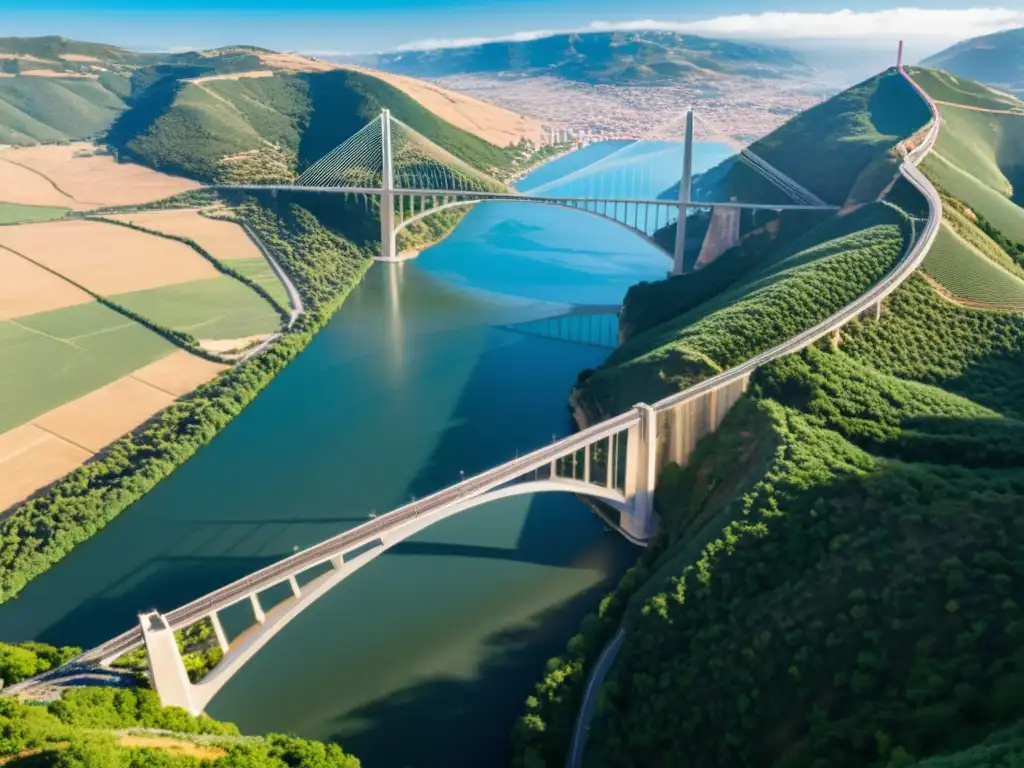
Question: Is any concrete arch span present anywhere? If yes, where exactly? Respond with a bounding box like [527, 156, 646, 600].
[392, 197, 675, 259]
[143, 478, 638, 715]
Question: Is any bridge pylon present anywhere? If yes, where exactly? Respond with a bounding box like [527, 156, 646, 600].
[379, 109, 398, 262]
[672, 108, 694, 276]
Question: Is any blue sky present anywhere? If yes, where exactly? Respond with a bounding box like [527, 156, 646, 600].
[4, 0, 1023, 54]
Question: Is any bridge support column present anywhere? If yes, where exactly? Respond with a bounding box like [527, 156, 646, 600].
[672, 109, 694, 277]
[139, 611, 198, 714]
[379, 109, 397, 261]
[250, 593, 266, 624]
[288, 576, 302, 599]
[209, 612, 229, 654]
[622, 403, 658, 541]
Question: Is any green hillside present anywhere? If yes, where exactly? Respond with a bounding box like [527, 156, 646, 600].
[574, 203, 913, 421]
[687, 68, 931, 207]
[0, 76, 129, 144]
[516, 276, 1024, 768]
[111, 68, 519, 183]
[921, 27, 1024, 97]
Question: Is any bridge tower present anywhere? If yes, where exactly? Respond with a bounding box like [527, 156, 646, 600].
[672, 108, 694, 276]
[379, 109, 397, 262]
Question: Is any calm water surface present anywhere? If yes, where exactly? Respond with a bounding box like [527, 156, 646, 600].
[0, 140, 732, 766]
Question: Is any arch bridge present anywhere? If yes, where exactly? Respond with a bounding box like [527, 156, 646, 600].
[7, 69, 942, 715]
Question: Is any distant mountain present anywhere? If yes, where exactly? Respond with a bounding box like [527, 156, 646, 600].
[922, 27, 1024, 96]
[349, 31, 809, 85]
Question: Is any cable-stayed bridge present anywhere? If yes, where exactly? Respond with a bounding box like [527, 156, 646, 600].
[215, 109, 837, 275]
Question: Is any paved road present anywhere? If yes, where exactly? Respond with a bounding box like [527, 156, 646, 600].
[566, 629, 625, 768]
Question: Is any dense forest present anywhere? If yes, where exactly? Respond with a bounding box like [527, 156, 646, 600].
[514, 67, 1024, 768]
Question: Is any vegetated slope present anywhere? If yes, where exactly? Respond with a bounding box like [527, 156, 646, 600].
[922, 27, 1024, 97]
[573, 203, 913, 421]
[0, 668, 360, 766]
[907, 69, 1024, 304]
[0, 36, 156, 144]
[516, 272, 1024, 768]
[357, 31, 809, 85]
[578, 276, 1024, 767]
[0, 75, 129, 145]
[109, 68, 518, 183]
[680, 68, 931, 208]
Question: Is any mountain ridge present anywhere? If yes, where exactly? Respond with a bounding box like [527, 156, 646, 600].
[921, 26, 1024, 96]
[338, 30, 810, 86]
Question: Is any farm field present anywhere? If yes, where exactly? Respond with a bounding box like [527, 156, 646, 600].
[0, 219, 219, 293]
[229, 256, 291, 307]
[106, 209, 264, 260]
[0, 202, 68, 224]
[0, 350, 224, 510]
[921, 222, 1024, 309]
[0, 245, 91, 318]
[0, 142, 199, 208]
[0, 301, 176, 434]
[111, 275, 283, 340]
[0, 156, 84, 209]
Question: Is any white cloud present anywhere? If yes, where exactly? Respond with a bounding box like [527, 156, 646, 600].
[388, 7, 1024, 52]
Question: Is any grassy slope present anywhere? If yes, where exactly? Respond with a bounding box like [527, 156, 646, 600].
[111, 275, 283, 340]
[0, 77, 127, 144]
[691, 69, 930, 207]
[576, 204, 912, 420]
[0, 302, 176, 432]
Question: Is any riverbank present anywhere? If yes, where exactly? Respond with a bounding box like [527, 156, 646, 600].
[507, 145, 579, 186]
[0, 200, 374, 605]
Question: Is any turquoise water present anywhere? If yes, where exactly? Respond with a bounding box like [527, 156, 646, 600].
[0, 140, 733, 767]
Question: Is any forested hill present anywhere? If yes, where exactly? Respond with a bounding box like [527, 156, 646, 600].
[514, 67, 1024, 768]
[107, 67, 520, 183]
[666, 67, 932, 208]
[922, 27, 1024, 97]
[350, 31, 808, 86]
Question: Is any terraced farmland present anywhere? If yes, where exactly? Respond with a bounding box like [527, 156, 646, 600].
[922, 223, 1024, 309]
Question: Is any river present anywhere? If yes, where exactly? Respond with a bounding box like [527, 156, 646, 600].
[0, 139, 732, 766]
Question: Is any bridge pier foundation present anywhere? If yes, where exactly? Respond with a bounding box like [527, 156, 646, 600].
[139, 611, 196, 714]
[209, 612, 229, 654]
[621, 404, 658, 541]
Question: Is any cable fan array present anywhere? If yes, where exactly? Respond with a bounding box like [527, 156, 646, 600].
[293, 112, 508, 193]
